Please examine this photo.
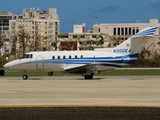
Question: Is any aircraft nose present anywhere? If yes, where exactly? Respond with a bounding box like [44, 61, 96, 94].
[4, 62, 12, 69]
[3, 63, 7, 67]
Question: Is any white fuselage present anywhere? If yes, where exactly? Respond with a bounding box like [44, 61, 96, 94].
[4, 50, 137, 73]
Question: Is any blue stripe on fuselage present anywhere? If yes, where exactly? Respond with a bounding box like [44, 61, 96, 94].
[35, 53, 139, 66]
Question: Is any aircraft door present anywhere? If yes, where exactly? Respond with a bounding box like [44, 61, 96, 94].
[36, 56, 44, 70]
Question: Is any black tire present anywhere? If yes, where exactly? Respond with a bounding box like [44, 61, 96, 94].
[84, 75, 93, 79]
[90, 75, 93, 79]
[22, 75, 28, 80]
[48, 71, 53, 76]
[84, 75, 88, 79]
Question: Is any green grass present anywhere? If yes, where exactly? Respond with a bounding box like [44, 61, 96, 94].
[4, 71, 65, 76]
[3, 70, 160, 76]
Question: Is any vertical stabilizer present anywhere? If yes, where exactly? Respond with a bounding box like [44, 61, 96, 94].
[94, 26, 158, 55]
[112, 26, 158, 55]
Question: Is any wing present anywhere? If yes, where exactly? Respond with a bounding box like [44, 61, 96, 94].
[63, 63, 100, 74]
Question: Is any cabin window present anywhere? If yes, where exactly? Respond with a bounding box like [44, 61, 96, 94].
[19, 54, 33, 59]
[69, 55, 71, 59]
[30, 54, 33, 58]
[75, 55, 77, 59]
[26, 54, 29, 58]
[52, 56, 55, 59]
[80, 55, 83, 58]
[58, 56, 60, 59]
[63, 56, 66, 59]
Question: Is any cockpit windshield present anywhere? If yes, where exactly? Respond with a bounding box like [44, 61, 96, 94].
[19, 54, 33, 59]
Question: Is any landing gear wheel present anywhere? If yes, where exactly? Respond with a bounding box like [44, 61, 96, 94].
[22, 75, 28, 80]
[48, 71, 53, 76]
[84, 75, 88, 79]
[90, 75, 93, 79]
[84, 75, 93, 79]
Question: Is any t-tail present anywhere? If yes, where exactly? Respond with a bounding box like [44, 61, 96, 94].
[95, 26, 158, 55]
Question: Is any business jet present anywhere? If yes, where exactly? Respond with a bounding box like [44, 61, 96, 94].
[4, 26, 158, 80]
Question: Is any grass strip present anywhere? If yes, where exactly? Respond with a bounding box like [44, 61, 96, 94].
[3, 70, 160, 76]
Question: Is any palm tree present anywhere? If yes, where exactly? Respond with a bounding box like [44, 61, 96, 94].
[41, 36, 49, 50]
[18, 27, 31, 55]
[11, 26, 31, 57]
[27, 34, 40, 51]
[10, 35, 17, 55]
[66, 41, 75, 50]
[96, 35, 104, 47]
[51, 41, 59, 50]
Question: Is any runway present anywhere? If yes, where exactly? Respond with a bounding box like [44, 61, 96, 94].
[0, 76, 160, 107]
[0, 76, 160, 119]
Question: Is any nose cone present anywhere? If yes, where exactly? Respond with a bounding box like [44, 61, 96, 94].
[4, 60, 21, 70]
[3, 62, 14, 69]
[4, 62, 11, 69]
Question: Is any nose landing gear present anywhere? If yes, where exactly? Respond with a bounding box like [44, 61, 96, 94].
[22, 75, 28, 80]
[22, 71, 28, 80]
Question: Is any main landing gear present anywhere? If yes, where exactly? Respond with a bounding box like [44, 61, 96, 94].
[84, 73, 94, 79]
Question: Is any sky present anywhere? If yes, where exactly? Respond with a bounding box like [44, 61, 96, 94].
[1, 0, 160, 33]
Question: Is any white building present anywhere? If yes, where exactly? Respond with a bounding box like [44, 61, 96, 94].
[73, 23, 85, 33]
[9, 8, 60, 57]
[0, 10, 23, 56]
[58, 23, 109, 51]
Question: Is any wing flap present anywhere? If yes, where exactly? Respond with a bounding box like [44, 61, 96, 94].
[63, 63, 100, 74]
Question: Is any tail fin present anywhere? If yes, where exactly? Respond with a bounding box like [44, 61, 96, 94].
[95, 27, 158, 55]
[112, 26, 158, 55]
[132, 26, 158, 37]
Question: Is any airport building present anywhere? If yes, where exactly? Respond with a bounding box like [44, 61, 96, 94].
[9, 8, 60, 57]
[89, 18, 160, 55]
[58, 23, 109, 51]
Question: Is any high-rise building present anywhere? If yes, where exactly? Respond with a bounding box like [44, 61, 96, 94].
[0, 10, 22, 56]
[9, 8, 60, 57]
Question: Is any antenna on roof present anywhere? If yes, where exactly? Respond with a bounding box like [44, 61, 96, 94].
[94, 17, 98, 25]
[137, 19, 138, 23]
